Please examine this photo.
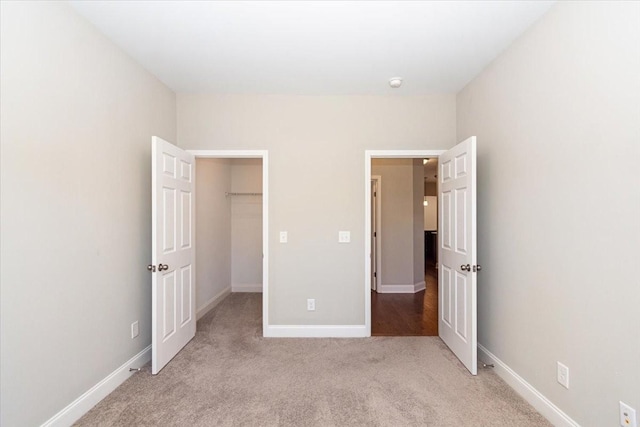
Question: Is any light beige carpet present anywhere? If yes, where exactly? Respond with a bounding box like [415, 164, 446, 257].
[75, 293, 551, 426]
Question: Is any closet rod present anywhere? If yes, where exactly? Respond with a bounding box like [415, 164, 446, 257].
[225, 192, 263, 197]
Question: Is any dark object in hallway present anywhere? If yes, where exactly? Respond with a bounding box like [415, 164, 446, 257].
[372, 265, 438, 336]
[425, 230, 438, 266]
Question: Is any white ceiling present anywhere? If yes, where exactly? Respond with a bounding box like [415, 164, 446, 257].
[69, 1, 554, 95]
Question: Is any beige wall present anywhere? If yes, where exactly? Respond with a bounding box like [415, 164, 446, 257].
[178, 94, 456, 322]
[457, 2, 640, 425]
[371, 158, 425, 289]
[0, 2, 176, 426]
[231, 159, 263, 290]
[195, 159, 232, 312]
[372, 159, 415, 287]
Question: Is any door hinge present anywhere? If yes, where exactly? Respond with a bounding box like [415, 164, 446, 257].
[374, 191, 376, 197]
[374, 232, 376, 237]
[147, 264, 156, 272]
[374, 272, 377, 278]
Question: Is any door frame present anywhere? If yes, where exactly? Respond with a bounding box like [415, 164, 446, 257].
[188, 149, 269, 335]
[370, 175, 382, 292]
[364, 150, 445, 336]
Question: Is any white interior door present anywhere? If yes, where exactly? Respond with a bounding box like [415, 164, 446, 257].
[438, 136, 478, 375]
[151, 136, 196, 375]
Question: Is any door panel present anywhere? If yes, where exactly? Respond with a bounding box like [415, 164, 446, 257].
[180, 266, 192, 326]
[162, 272, 176, 339]
[152, 136, 196, 375]
[442, 191, 452, 249]
[455, 188, 467, 253]
[441, 266, 452, 326]
[180, 191, 192, 249]
[438, 136, 477, 375]
[455, 272, 467, 339]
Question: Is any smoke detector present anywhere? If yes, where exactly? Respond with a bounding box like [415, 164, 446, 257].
[389, 77, 403, 88]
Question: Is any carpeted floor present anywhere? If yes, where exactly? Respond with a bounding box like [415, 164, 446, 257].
[75, 293, 551, 426]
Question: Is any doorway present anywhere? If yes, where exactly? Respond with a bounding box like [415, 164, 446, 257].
[364, 140, 479, 375]
[194, 157, 265, 322]
[188, 150, 269, 331]
[368, 158, 439, 336]
[363, 149, 445, 339]
[151, 140, 269, 375]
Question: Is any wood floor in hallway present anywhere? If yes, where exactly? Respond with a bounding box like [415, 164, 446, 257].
[371, 265, 438, 336]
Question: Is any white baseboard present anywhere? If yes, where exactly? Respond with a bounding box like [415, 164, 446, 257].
[477, 344, 580, 427]
[197, 286, 232, 320]
[265, 325, 367, 338]
[41, 345, 151, 427]
[232, 283, 263, 293]
[377, 282, 424, 293]
[377, 284, 414, 293]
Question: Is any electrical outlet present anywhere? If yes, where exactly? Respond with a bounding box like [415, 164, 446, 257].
[279, 231, 288, 243]
[557, 362, 569, 389]
[131, 321, 139, 339]
[620, 401, 637, 427]
[307, 299, 315, 311]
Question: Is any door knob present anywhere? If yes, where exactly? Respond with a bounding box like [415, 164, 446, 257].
[158, 264, 169, 271]
[147, 264, 156, 272]
[461, 264, 470, 271]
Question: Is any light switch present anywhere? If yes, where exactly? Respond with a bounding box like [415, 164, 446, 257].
[279, 231, 288, 243]
[338, 231, 351, 243]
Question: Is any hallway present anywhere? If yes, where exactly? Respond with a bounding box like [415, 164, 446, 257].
[371, 264, 438, 336]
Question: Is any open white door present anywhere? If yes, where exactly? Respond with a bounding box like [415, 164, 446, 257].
[438, 136, 478, 375]
[151, 136, 196, 375]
